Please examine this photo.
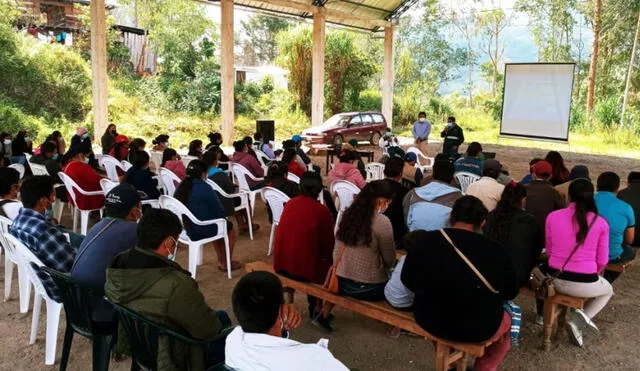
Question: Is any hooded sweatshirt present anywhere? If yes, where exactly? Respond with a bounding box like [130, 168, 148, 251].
[105, 247, 222, 371]
[328, 163, 366, 189]
[403, 181, 462, 232]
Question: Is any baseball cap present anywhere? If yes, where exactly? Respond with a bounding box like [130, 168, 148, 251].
[115, 135, 130, 144]
[569, 165, 589, 180]
[484, 159, 502, 172]
[405, 152, 417, 162]
[105, 184, 141, 217]
[291, 135, 303, 143]
[531, 160, 552, 177]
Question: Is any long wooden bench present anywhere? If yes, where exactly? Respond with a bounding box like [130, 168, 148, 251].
[606, 258, 636, 273]
[246, 261, 496, 371]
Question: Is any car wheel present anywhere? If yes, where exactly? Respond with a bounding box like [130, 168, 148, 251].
[370, 132, 381, 146]
[332, 135, 344, 148]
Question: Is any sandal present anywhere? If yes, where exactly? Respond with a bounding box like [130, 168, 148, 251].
[218, 260, 242, 271]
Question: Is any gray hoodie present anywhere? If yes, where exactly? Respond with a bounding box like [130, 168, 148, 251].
[403, 181, 462, 232]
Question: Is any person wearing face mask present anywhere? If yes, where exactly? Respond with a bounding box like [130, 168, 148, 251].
[62, 143, 106, 211]
[121, 150, 160, 200]
[105, 209, 234, 370]
[70, 127, 91, 148]
[412, 111, 432, 156]
[151, 134, 170, 152]
[0, 132, 13, 167]
[232, 140, 266, 190]
[71, 184, 141, 322]
[29, 141, 67, 202]
[333, 180, 396, 302]
[440, 116, 465, 160]
[0, 167, 23, 220]
[10, 176, 84, 303]
[101, 124, 118, 154]
[175, 160, 239, 272]
[11, 130, 33, 165]
[188, 139, 204, 158]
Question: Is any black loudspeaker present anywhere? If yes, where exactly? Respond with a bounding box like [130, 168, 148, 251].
[256, 120, 275, 142]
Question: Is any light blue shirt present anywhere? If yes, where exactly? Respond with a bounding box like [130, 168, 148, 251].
[412, 120, 432, 140]
[594, 191, 635, 260]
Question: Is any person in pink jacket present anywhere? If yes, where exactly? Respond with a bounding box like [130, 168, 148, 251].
[161, 148, 187, 180]
[545, 179, 612, 348]
[328, 150, 366, 189]
[232, 140, 266, 190]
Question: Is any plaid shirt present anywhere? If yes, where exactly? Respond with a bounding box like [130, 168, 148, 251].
[10, 208, 76, 302]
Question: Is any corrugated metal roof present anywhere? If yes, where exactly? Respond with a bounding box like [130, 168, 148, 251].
[208, 0, 419, 32]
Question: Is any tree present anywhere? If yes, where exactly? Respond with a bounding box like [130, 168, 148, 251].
[586, 0, 602, 116]
[478, 7, 510, 97]
[622, 9, 640, 124]
[450, 3, 480, 107]
[241, 14, 291, 65]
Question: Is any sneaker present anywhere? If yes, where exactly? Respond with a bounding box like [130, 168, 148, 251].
[572, 309, 600, 334]
[565, 320, 584, 347]
[535, 315, 544, 326]
[312, 313, 334, 333]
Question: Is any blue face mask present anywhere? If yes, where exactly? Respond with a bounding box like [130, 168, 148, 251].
[82, 133, 89, 139]
[52, 153, 59, 160]
[167, 238, 178, 261]
[447, 122, 453, 128]
[24, 137, 30, 142]
[44, 208, 54, 218]
[82, 157, 90, 164]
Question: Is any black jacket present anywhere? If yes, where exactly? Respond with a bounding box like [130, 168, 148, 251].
[618, 183, 640, 246]
[383, 179, 409, 249]
[440, 124, 464, 146]
[401, 228, 518, 342]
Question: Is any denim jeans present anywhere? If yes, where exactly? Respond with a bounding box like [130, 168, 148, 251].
[338, 277, 386, 302]
[202, 311, 233, 368]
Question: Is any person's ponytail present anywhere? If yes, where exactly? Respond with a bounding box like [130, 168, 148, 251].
[174, 159, 207, 205]
[568, 179, 598, 243]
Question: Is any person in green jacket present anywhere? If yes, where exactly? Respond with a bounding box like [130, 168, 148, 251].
[105, 208, 232, 371]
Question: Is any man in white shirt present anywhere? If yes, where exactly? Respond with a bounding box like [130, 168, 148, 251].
[226, 271, 349, 371]
[465, 159, 505, 211]
[0, 167, 23, 220]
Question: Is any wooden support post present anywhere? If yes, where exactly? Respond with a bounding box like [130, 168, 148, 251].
[220, 0, 235, 144]
[382, 25, 395, 127]
[90, 0, 109, 139]
[311, 7, 326, 127]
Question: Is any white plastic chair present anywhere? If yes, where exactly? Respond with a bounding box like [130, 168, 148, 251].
[206, 179, 253, 240]
[99, 178, 118, 195]
[454, 171, 481, 194]
[6, 234, 62, 365]
[1, 220, 32, 313]
[121, 160, 133, 171]
[158, 196, 232, 279]
[159, 167, 182, 197]
[29, 163, 48, 176]
[9, 163, 25, 178]
[261, 187, 290, 256]
[331, 180, 361, 232]
[29, 164, 66, 221]
[231, 163, 265, 216]
[365, 162, 385, 182]
[287, 172, 300, 184]
[57, 172, 104, 235]
[406, 147, 435, 171]
[98, 155, 126, 182]
[255, 150, 272, 172]
[180, 155, 199, 168]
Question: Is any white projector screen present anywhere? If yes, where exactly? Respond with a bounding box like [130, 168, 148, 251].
[500, 63, 575, 142]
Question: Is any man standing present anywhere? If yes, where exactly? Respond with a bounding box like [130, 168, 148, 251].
[440, 116, 465, 160]
[412, 111, 432, 156]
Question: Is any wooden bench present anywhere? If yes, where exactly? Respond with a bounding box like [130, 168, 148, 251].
[246, 261, 496, 371]
[519, 287, 586, 351]
[605, 258, 636, 273]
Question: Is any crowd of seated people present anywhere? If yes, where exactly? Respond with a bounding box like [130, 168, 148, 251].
[4, 125, 640, 371]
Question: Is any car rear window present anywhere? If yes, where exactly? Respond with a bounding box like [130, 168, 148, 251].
[372, 114, 385, 124]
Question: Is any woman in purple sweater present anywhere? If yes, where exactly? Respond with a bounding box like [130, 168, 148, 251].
[545, 179, 612, 347]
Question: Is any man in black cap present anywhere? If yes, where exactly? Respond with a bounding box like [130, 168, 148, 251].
[71, 183, 141, 320]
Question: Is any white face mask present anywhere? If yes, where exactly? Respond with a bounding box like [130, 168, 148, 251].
[167, 237, 178, 261]
[419, 118, 426, 122]
[3, 139, 10, 145]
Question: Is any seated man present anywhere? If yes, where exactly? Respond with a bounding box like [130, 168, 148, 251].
[384, 231, 425, 310]
[401, 152, 423, 186]
[594, 172, 636, 283]
[404, 159, 461, 232]
[618, 171, 640, 246]
[382, 157, 410, 249]
[454, 141, 484, 176]
[11, 176, 83, 301]
[519, 158, 542, 185]
[0, 167, 22, 220]
[225, 271, 349, 371]
[71, 184, 141, 321]
[525, 160, 564, 239]
[555, 165, 590, 205]
[254, 132, 275, 159]
[29, 141, 66, 201]
[105, 209, 232, 370]
[465, 159, 505, 211]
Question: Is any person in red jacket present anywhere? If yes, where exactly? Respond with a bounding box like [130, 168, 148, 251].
[63, 144, 105, 211]
[281, 148, 305, 177]
[273, 172, 335, 332]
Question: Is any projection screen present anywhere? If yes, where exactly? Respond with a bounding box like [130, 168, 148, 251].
[500, 63, 575, 142]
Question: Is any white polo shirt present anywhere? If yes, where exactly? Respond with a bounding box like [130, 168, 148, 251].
[225, 326, 349, 371]
[465, 177, 505, 211]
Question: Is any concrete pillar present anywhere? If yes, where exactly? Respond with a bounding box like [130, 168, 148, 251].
[311, 7, 326, 127]
[382, 25, 395, 127]
[90, 0, 109, 139]
[220, 0, 235, 143]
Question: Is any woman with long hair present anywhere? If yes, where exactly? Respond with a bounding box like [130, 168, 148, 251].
[46, 130, 66, 158]
[545, 179, 612, 347]
[188, 139, 204, 158]
[161, 148, 186, 179]
[545, 151, 570, 186]
[151, 134, 170, 152]
[281, 148, 305, 177]
[484, 183, 542, 288]
[11, 130, 32, 164]
[205, 132, 229, 169]
[101, 124, 118, 154]
[266, 161, 300, 198]
[122, 151, 160, 200]
[334, 180, 396, 301]
[174, 160, 239, 271]
[328, 149, 366, 189]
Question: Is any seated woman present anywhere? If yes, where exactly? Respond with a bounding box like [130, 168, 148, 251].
[328, 150, 366, 189]
[282, 148, 305, 177]
[122, 151, 161, 200]
[545, 179, 612, 347]
[161, 148, 187, 180]
[546, 150, 570, 186]
[401, 196, 518, 371]
[232, 140, 265, 190]
[109, 135, 130, 162]
[266, 161, 300, 198]
[101, 124, 117, 154]
[174, 160, 239, 271]
[11, 130, 33, 165]
[343, 140, 366, 178]
[483, 182, 542, 288]
[152, 134, 170, 152]
[334, 180, 396, 301]
[205, 133, 230, 170]
[128, 138, 146, 162]
[273, 172, 336, 331]
[188, 139, 204, 158]
[63, 143, 105, 210]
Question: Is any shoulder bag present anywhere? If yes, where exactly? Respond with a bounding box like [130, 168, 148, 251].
[324, 246, 346, 294]
[439, 229, 499, 294]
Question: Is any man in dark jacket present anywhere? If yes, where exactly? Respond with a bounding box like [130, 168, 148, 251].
[618, 171, 640, 246]
[440, 116, 464, 160]
[105, 209, 232, 370]
[382, 157, 409, 249]
[30, 141, 66, 201]
[525, 160, 563, 239]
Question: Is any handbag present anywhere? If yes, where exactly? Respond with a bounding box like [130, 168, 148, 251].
[529, 218, 597, 299]
[439, 229, 499, 294]
[324, 246, 346, 294]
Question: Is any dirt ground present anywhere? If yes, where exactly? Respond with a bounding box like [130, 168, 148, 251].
[1, 142, 640, 370]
